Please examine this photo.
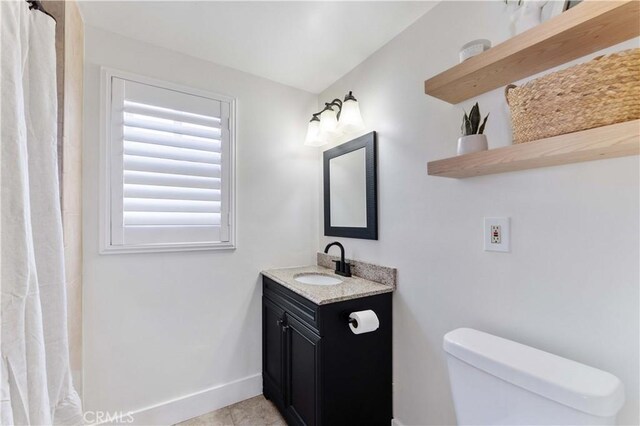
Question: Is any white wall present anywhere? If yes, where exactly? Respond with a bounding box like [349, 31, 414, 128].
[82, 26, 319, 421]
[319, 2, 639, 425]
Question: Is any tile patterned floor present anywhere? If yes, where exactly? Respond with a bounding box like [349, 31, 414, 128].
[176, 395, 286, 426]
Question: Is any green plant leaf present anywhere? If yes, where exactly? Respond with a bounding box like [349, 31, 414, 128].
[461, 110, 470, 136]
[463, 112, 473, 136]
[478, 113, 490, 135]
[469, 103, 480, 134]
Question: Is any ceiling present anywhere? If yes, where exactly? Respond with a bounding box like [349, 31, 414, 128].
[77, 1, 437, 93]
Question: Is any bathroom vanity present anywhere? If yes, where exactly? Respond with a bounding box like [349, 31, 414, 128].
[261, 261, 394, 426]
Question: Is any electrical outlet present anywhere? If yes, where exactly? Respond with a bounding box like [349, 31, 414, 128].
[485, 217, 510, 252]
[491, 225, 501, 244]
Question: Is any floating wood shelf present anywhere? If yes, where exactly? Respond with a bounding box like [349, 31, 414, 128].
[427, 121, 640, 178]
[424, 0, 640, 104]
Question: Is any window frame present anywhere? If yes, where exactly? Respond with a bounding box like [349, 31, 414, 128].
[99, 67, 236, 254]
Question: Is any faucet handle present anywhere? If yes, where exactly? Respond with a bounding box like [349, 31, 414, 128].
[332, 259, 345, 273]
[344, 262, 352, 277]
[332, 259, 352, 277]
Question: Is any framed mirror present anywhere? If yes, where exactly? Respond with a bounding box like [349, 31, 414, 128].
[323, 131, 377, 240]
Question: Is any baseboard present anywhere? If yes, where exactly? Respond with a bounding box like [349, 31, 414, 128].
[391, 418, 404, 426]
[125, 373, 262, 425]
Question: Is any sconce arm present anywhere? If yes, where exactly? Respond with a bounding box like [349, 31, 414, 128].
[308, 93, 353, 121]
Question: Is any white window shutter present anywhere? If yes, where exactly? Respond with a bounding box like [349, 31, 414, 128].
[109, 77, 125, 246]
[219, 101, 231, 243]
[107, 75, 233, 250]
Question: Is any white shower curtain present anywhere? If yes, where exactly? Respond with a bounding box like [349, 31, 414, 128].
[0, 1, 83, 424]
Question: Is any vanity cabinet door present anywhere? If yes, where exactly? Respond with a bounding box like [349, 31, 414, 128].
[285, 314, 321, 426]
[263, 297, 286, 405]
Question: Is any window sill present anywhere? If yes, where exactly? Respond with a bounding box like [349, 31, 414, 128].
[99, 241, 236, 255]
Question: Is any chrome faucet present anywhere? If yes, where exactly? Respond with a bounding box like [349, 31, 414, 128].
[324, 241, 352, 277]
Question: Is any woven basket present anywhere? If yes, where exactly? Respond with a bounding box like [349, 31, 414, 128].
[505, 48, 640, 144]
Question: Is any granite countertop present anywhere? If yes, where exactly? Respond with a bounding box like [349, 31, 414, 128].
[261, 265, 394, 305]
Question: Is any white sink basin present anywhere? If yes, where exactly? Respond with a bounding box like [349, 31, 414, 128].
[294, 273, 343, 286]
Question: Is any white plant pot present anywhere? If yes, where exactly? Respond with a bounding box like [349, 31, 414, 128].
[457, 134, 488, 156]
[510, 1, 545, 35]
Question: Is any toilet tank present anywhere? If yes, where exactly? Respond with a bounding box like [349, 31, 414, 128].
[443, 328, 625, 426]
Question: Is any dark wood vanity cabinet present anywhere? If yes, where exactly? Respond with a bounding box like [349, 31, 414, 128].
[262, 276, 392, 426]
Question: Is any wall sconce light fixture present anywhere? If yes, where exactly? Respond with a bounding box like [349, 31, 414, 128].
[304, 91, 365, 147]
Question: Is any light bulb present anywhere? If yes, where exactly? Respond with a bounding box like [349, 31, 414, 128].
[337, 92, 365, 133]
[304, 118, 325, 147]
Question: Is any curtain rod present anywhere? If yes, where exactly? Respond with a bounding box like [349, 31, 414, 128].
[26, 0, 56, 22]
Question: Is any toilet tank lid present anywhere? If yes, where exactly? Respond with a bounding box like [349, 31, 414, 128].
[443, 328, 625, 418]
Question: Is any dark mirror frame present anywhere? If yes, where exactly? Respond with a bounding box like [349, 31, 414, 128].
[323, 131, 378, 240]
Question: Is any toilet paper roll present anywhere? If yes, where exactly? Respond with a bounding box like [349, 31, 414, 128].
[349, 310, 380, 335]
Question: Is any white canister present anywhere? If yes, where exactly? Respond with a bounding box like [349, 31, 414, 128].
[459, 39, 491, 63]
[457, 134, 488, 156]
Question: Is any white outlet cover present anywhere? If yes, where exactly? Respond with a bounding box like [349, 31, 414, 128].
[484, 217, 510, 252]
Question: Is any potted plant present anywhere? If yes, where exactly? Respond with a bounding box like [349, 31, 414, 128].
[458, 103, 489, 155]
[505, 0, 548, 35]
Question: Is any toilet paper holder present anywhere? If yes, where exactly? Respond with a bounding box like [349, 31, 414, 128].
[347, 310, 380, 334]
